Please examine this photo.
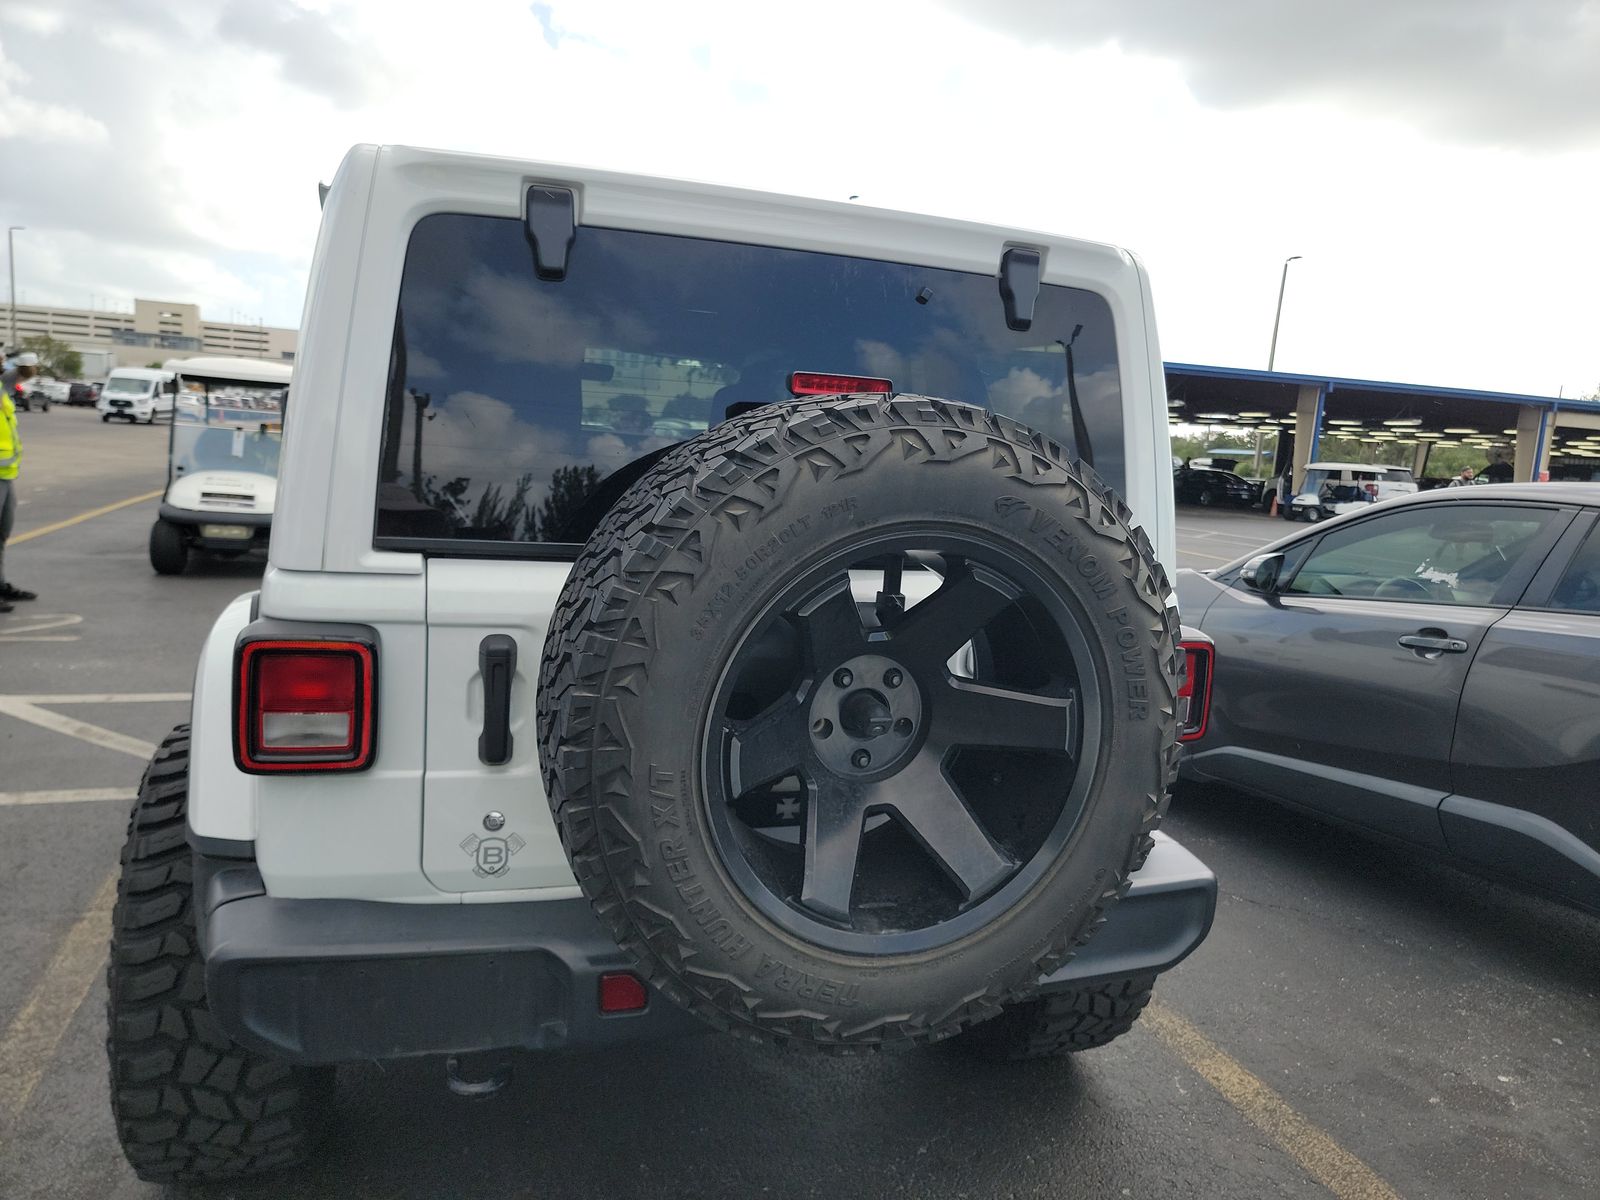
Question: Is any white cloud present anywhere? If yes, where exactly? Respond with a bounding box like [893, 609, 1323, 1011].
[0, 0, 1594, 398]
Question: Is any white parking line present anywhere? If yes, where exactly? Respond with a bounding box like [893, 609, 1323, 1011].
[0, 697, 161, 760]
[1176, 526, 1275, 545]
[0, 788, 136, 807]
[0, 614, 83, 644]
[13, 692, 190, 705]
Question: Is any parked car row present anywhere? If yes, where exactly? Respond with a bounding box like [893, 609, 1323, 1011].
[9, 376, 102, 410]
[1177, 483, 1600, 914]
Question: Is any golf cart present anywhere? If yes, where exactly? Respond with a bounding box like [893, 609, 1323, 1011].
[1286, 461, 1418, 522]
[148, 356, 292, 575]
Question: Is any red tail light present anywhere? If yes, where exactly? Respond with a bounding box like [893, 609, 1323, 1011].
[598, 972, 648, 1014]
[1177, 639, 1214, 743]
[788, 371, 893, 396]
[235, 640, 376, 773]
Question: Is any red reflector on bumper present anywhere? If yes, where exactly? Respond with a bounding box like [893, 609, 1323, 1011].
[598, 972, 648, 1013]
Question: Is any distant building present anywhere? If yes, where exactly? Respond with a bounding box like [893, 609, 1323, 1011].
[1, 298, 297, 373]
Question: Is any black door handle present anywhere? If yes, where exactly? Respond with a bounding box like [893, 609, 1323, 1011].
[478, 634, 518, 765]
[1398, 633, 1468, 655]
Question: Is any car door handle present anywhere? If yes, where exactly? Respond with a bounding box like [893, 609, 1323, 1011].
[477, 634, 518, 765]
[1397, 634, 1469, 654]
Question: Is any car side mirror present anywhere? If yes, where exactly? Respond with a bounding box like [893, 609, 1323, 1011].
[1241, 552, 1285, 593]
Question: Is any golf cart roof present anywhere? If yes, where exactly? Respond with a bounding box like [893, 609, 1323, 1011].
[1304, 462, 1407, 473]
[166, 357, 293, 386]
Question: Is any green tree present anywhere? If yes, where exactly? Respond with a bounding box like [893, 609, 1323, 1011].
[20, 334, 83, 380]
[535, 463, 602, 541]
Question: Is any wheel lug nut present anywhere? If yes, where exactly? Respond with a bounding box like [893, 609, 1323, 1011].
[851, 749, 871, 768]
[834, 669, 853, 687]
[812, 718, 833, 739]
[884, 669, 902, 688]
[893, 718, 913, 736]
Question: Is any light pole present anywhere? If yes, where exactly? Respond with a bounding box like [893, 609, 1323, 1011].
[1263, 255, 1302, 481]
[1267, 255, 1302, 372]
[6, 226, 23, 354]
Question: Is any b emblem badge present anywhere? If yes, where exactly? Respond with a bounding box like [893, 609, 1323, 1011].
[459, 832, 526, 878]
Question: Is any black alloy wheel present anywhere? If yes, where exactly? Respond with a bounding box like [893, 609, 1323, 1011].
[702, 536, 1097, 954]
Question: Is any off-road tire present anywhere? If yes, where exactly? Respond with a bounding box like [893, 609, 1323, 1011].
[949, 973, 1156, 1059]
[539, 393, 1180, 1051]
[106, 726, 331, 1183]
[149, 519, 188, 575]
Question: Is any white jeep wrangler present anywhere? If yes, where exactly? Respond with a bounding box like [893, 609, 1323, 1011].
[106, 144, 1217, 1183]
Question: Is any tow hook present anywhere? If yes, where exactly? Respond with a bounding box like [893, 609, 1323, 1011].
[445, 1051, 513, 1099]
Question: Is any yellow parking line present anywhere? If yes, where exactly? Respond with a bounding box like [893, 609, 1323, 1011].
[0, 787, 136, 807]
[0, 871, 119, 1130]
[1145, 1002, 1403, 1200]
[11, 488, 164, 544]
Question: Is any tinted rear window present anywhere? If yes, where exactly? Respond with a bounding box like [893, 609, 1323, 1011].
[375, 213, 1123, 548]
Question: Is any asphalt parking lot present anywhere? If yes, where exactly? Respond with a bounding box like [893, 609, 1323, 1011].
[1, 408, 1596, 1199]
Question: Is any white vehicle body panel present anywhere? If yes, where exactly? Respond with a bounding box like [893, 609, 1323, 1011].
[30, 377, 71, 402]
[165, 470, 278, 517]
[420, 560, 575, 893]
[188, 592, 258, 843]
[198, 143, 1176, 905]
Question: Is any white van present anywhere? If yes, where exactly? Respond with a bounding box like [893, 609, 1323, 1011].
[97, 366, 177, 423]
[1287, 461, 1419, 522]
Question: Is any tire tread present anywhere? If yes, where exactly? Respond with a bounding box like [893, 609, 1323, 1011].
[105, 726, 328, 1184]
[538, 394, 1181, 1051]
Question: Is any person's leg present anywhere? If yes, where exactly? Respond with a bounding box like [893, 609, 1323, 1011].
[0, 477, 28, 602]
[0, 478, 12, 607]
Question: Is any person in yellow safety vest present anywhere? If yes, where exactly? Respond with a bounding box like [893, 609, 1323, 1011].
[0, 350, 40, 614]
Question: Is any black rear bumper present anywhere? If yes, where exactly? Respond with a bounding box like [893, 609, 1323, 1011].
[196, 833, 1215, 1065]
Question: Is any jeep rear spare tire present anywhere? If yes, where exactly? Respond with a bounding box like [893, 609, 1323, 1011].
[539, 394, 1179, 1049]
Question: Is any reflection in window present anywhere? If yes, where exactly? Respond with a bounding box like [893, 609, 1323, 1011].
[1549, 526, 1600, 612]
[1286, 506, 1552, 606]
[375, 214, 1123, 546]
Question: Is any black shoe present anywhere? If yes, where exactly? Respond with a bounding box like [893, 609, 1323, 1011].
[0, 583, 35, 601]
[0, 600, 12, 613]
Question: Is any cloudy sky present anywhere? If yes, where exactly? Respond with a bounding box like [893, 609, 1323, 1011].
[1, 0, 1596, 396]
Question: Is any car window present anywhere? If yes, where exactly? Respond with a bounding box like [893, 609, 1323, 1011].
[1285, 504, 1554, 605]
[374, 214, 1124, 547]
[1548, 524, 1600, 612]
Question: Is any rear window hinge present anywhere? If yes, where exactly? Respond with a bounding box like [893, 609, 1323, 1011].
[999, 246, 1041, 332]
[525, 185, 577, 282]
